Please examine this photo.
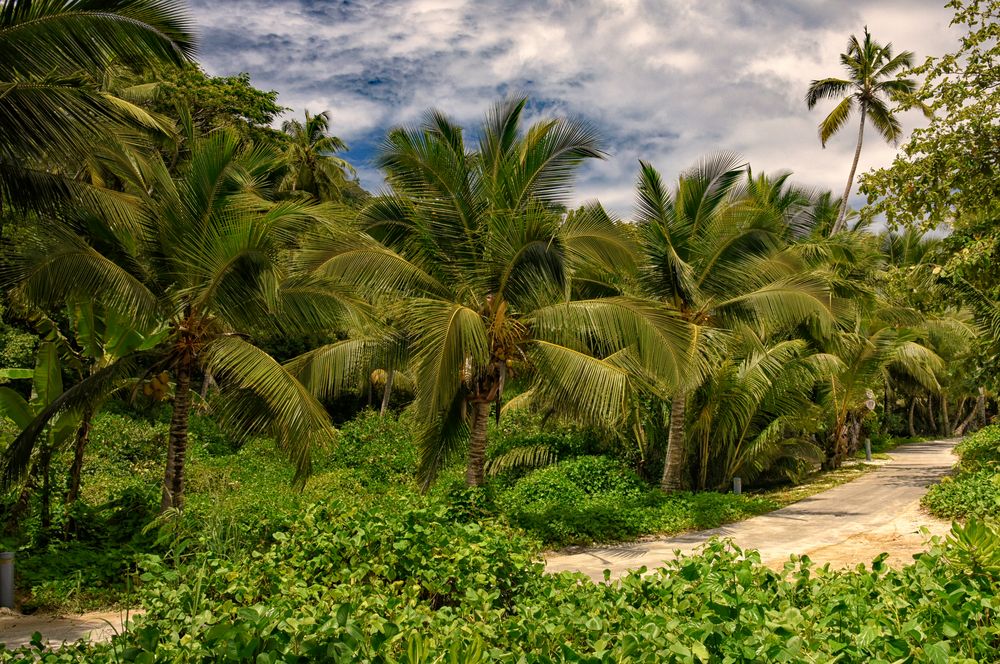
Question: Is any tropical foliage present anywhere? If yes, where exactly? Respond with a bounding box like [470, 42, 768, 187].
[0, 0, 195, 220]
[1, 0, 999, 656]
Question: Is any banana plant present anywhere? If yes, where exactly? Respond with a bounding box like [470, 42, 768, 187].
[24, 300, 168, 507]
[0, 342, 79, 530]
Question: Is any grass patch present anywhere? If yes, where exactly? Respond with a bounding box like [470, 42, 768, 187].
[763, 462, 878, 508]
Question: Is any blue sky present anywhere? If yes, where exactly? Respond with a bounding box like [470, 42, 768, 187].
[190, 0, 960, 216]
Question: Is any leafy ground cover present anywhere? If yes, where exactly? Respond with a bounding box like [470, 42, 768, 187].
[923, 425, 1000, 520]
[8, 409, 915, 614]
[4, 500, 998, 662]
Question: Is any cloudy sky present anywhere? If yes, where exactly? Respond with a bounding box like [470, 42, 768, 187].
[189, 0, 961, 215]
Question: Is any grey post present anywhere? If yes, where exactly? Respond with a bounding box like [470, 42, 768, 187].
[864, 438, 872, 462]
[733, 477, 742, 495]
[0, 552, 14, 609]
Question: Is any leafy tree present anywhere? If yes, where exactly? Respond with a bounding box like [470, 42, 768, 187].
[280, 110, 363, 204]
[292, 97, 699, 488]
[860, 0, 999, 231]
[151, 65, 285, 145]
[1, 131, 355, 510]
[806, 27, 924, 235]
[26, 300, 168, 507]
[632, 156, 832, 490]
[861, 0, 999, 294]
[0, 0, 194, 221]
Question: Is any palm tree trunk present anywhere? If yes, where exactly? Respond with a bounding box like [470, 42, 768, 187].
[164, 362, 193, 511]
[465, 401, 490, 486]
[698, 429, 709, 491]
[160, 434, 176, 512]
[40, 441, 52, 532]
[66, 406, 93, 506]
[832, 106, 866, 235]
[6, 461, 37, 534]
[380, 369, 395, 418]
[955, 403, 978, 436]
[977, 386, 987, 428]
[661, 392, 687, 492]
[883, 384, 891, 435]
[926, 397, 936, 432]
[941, 394, 950, 437]
[908, 399, 916, 438]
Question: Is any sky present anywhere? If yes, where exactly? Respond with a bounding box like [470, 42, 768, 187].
[189, 0, 962, 216]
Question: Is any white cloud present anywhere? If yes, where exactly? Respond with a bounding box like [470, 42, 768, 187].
[190, 0, 962, 215]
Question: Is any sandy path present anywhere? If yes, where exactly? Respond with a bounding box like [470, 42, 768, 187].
[546, 438, 957, 581]
[0, 609, 139, 651]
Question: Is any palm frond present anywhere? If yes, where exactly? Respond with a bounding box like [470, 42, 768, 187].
[485, 444, 558, 477]
[201, 336, 335, 484]
[818, 96, 854, 147]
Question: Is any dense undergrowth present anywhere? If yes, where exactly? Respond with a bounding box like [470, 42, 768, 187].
[4, 501, 999, 662]
[923, 425, 1000, 519]
[5, 408, 774, 613]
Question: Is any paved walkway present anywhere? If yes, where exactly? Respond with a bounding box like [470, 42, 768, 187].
[546, 438, 958, 581]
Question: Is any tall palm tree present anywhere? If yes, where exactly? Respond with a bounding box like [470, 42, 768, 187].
[1, 130, 358, 510]
[280, 110, 358, 202]
[0, 0, 195, 220]
[806, 27, 922, 235]
[634, 155, 833, 491]
[291, 97, 701, 488]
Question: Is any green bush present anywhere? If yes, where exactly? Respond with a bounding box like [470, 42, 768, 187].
[923, 470, 1000, 520]
[923, 425, 1000, 520]
[498, 456, 776, 546]
[0, 327, 37, 371]
[16, 488, 157, 612]
[327, 410, 417, 485]
[954, 424, 1000, 472]
[9, 513, 1000, 663]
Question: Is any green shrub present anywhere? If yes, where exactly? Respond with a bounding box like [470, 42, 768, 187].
[923, 425, 1000, 520]
[498, 456, 777, 546]
[0, 327, 37, 371]
[954, 424, 1000, 472]
[9, 515, 1000, 663]
[923, 470, 1000, 520]
[327, 410, 416, 485]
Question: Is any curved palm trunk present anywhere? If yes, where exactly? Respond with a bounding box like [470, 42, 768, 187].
[941, 395, 951, 437]
[660, 392, 687, 492]
[955, 402, 978, 436]
[908, 400, 917, 438]
[162, 362, 193, 512]
[380, 369, 395, 418]
[465, 401, 491, 487]
[832, 106, 866, 235]
[66, 406, 93, 506]
[977, 387, 987, 428]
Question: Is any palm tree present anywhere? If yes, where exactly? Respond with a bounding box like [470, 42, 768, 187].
[806, 27, 923, 235]
[280, 110, 358, 202]
[0, 0, 195, 221]
[687, 327, 825, 490]
[1, 130, 357, 510]
[292, 97, 700, 488]
[819, 318, 943, 467]
[634, 155, 833, 491]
